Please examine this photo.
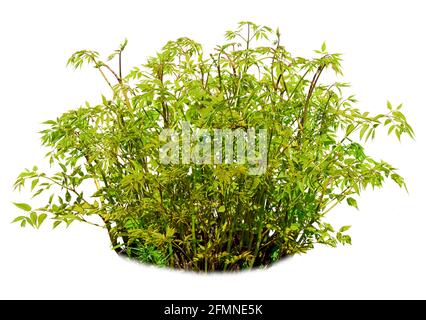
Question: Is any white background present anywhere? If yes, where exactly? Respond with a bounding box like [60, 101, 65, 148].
[0, 0, 425, 299]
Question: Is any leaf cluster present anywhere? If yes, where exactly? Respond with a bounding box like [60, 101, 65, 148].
[13, 22, 413, 271]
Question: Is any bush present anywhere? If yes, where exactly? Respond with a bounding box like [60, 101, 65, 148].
[13, 22, 413, 271]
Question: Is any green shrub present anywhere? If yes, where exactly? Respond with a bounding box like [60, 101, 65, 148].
[13, 22, 413, 271]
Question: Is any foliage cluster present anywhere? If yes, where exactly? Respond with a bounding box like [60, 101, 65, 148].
[13, 22, 413, 271]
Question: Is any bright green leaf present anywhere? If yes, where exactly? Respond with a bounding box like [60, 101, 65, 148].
[13, 203, 32, 212]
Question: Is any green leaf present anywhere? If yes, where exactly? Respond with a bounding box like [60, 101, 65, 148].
[290, 223, 299, 231]
[339, 225, 351, 233]
[360, 125, 368, 140]
[13, 202, 32, 212]
[120, 38, 128, 51]
[218, 206, 225, 213]
[343, 235, 352, 245]
[391, 173, 405, 188]
[25, 217, 34, 227]
[31, 179, 39, 191]
[393, 111, 406, 121]
[30, 212, 38, 226]
[32, 188, 44, 198]
[38, 214, 48, 227]
[42, 120, 56, 125]
[12, 216, 25, 223]
[346, 197, 358, 209]
[53, 220, 62, 229]
[321, 41, 326, 52]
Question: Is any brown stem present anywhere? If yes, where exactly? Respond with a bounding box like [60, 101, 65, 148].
[102, 63, 122, 84]
[298, 65, 325, 139]
[119, 51, 122, 80]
